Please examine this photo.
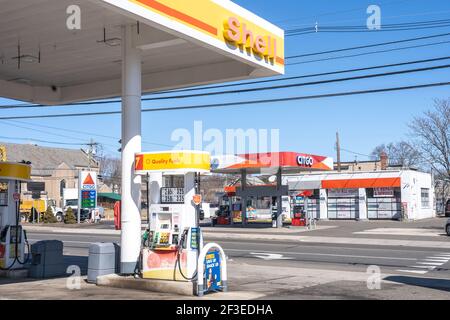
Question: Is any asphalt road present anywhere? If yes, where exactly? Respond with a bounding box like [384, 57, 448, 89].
[26, 230, 450, 280]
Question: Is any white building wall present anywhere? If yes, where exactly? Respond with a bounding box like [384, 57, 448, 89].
[284, 169, 435, 221]
[400, 170, 435, 220]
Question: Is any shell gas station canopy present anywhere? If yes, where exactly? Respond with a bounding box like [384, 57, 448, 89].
[0, 0, 285, 274]
[0, 0, 285, 104]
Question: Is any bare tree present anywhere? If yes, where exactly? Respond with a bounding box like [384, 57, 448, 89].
[409, 99, 450, 181]
[370, 141, 421, 168]
[98, 156, 122, 192]
[200, 174, 228, 203]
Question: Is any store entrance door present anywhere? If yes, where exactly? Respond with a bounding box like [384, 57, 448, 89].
[368, 198, 402, 219]
[327, 189, 359, 220]
[367, 187, 402, 220]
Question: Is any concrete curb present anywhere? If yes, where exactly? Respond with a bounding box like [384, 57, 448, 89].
[24, 226, 121, 235]
[96, 274, 195, 296]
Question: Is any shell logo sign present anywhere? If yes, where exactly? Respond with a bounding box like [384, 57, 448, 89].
[121, 0, 284, 73]
[224, 17, 278, 62]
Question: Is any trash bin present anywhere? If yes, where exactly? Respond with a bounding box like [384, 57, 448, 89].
[29, 240, 65, 279]
[87, 243, 120, 283]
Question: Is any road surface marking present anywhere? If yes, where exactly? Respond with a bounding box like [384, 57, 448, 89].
[250, 253, 294, 260]
[424, 259, 449, 262]
[417, 262, 444, 266]
[409, 265, 436, 270]
[397, 254, 450, 274]
[397, 269, 428, 275]
[227, 249, 417, 261]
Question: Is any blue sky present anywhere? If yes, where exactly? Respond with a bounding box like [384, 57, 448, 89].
[1, 0, 450, 161]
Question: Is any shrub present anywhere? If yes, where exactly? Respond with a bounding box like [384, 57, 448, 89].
[42, 206, 57, 223]
[64, 207, 77, 224]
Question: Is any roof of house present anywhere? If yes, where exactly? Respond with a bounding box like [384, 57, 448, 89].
[1, 142, 98, 176]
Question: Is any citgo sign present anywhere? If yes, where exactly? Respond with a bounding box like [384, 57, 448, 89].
[296, 155, 314, 167]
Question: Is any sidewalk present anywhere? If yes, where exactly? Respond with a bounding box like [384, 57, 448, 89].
[1, 258, 450, 300]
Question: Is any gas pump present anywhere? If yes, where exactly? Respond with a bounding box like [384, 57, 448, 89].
[0, 162, 31, 270]
[141, 171, 202, 281]
[135, 151, 227, 295]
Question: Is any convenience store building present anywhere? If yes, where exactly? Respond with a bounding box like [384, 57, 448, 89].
[284, 169, 435, 221]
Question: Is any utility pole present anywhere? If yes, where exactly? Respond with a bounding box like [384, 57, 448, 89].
[336, 132, 341, 172]
[86, 139, 99, 170]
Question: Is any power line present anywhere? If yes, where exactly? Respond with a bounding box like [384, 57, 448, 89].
[1, 81, 449, 120]
[62, 63, 450, 104]
[286, 20, 450, 36]
[275, 0, 409, 25]
[287, 40, 450, 66]
[130, 64, 450, 101]
[286, 32, 450, 59]
[2, 56, 450, 111]
[0, 135, 88, 146]
[1, 34, 449, 110]
[2, 119, 174, 149]
[286, 19, 450, 34]
[281, 9, 450, 29]
[0, 119, 97, 143]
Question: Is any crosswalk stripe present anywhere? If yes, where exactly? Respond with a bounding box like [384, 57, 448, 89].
[409, 265, 436, 270]
[397, 269, 428, 274]
[418, 262, 444, 266]
[424, 259, 449, 262]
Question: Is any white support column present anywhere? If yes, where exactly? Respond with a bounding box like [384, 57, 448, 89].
[319, 189, 328, 220]
[358, 188, 368, 220]
[120, 24, 142, 274]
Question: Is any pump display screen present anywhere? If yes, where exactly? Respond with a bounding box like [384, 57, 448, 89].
[0, 182, 8, 206]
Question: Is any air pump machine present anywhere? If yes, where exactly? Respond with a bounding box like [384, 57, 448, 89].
[0, 162, 31, 271]
[135, 151, 227, 295]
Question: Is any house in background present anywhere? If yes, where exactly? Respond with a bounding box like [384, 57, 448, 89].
[0, 142, 109, 206]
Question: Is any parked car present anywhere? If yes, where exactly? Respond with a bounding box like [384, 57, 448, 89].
[445, 218, 450, 236]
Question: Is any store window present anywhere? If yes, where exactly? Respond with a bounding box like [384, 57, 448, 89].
[421, 188, 430, 208]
